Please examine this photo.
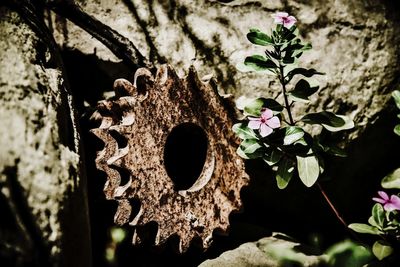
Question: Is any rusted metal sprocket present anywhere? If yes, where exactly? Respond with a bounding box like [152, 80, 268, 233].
[91, 64, 249, 252]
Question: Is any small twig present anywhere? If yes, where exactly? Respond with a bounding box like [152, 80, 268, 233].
[47, 0, 152, 69]
[317, 182, 362, 242]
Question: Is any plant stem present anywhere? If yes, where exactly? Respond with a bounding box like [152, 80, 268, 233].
[317, 182, 362, 242]
[275, 55, 360, 240]
[317, 182, 348, 227]
[278, 63, 295, 125]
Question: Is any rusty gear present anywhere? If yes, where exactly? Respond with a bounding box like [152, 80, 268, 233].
[91, 64, 249, 252]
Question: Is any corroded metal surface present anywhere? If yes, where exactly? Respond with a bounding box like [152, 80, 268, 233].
[91, 64, 249, 252]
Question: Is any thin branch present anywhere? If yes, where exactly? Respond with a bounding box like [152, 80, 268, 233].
[277, 61, 295, 125]
[47, 0, 152, 69]
[317, 182, 362, 242]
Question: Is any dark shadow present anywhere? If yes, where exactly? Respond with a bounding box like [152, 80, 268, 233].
[164, 123, 208, 191]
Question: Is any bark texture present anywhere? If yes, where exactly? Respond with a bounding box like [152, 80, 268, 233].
[0, 5, 90, 267]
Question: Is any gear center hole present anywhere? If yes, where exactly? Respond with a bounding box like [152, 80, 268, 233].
[164, 123, 208, 191]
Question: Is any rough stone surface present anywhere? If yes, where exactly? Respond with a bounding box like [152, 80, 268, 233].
[199, 233, 325, 267]
[0, 6, 90, 267]
[50, 0, 400, 140]
[91, 64, 249, 253]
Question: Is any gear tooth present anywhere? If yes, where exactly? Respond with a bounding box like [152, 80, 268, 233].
[97, 100, 114, 113]
[202, 232, 214, 249]
[132, 229, 143, 245]
[120, 113, 135, 126]
[99, 117, 114, 129]
[90, 128, 108, 142]
[178, 236, 191, 253]
[134, 67, 154, 94]
[109, 124, 132, 134]
[106, 146, 129, 166]
[95, 139, 118, 166]
[113, 179, 132, 198]
[114, 96, 135, 108]
[103, 167, 122, 192]
[154, 223, 169, 245]
[104, 180, 114, 199]
[129, 206, 144, 226]
[155, 64, 169, 85]
[114, 78, 136, 96]
[114, 199, 131, 225]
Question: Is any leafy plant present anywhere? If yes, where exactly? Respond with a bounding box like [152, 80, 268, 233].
[392, 90, 400, 136]
[348, 193, 400, 261]
[233, 12, 354, 189]
[348, 91, 400, 261]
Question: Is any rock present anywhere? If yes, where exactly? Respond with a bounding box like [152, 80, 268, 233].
[0, 5, 90, 267]
[199, 233, 326, 267]
[50, 0, 400, 140]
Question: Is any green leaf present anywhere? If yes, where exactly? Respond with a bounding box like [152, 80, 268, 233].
[323, 115, 355, 132]
[316, 141, 347, 157]
[243, 97, 284, 116]
[236, 146, 249, 159]
[348, 223, 381, 235]
[301, 111, 354, 132]
[368, 216, 380, 229]
[276, 158, 295, 189]
[302, 111, 344, 126]
[381, 167, 400, 189]
[244, 55, 277, 71]
[283, 126, 304, 145]
[302, 43, 312, 51]
[286, 68, 324, 82]
[372, 240, 393, 260]
[289, 78, 319, 103]
[372, 203, 385, 228]
[247, 29, 273, 46]
[394, 124, 400, 136]
[240, 139, 262, 154]
[392, 90, 400, 109]
[263, 149, 283, 166]
[325, 145, 347, 157]
[232, 123, 258, 140]
[237, 144, 263, 159]
[325, 240, 372, 267]
[296, 153, 319, 187]
[280, 26, 298, 43]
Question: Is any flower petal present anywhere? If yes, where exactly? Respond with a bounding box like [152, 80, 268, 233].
[390, 195, 400, 210]
[377, 191, 389, 201]
[284, 16, 297, 28]
[372, 197, 386, 204]
[266, 116, 281, 129]
[273, 12, 289, 18]
[248, 120, 261, 129]
[261, 109, 273, 120]
[259, 124, 273, 137]
[384, 203, 397, 212]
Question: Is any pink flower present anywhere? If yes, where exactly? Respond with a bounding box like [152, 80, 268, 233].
[373, 191, 400, 212]
[248, 108, 280, 137]
[272, 12, 297, 28]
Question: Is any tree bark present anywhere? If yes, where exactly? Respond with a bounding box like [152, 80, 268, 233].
[0, 4, 91, 267]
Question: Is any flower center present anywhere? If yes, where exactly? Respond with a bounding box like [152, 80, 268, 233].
[260, 118, 266, 123]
